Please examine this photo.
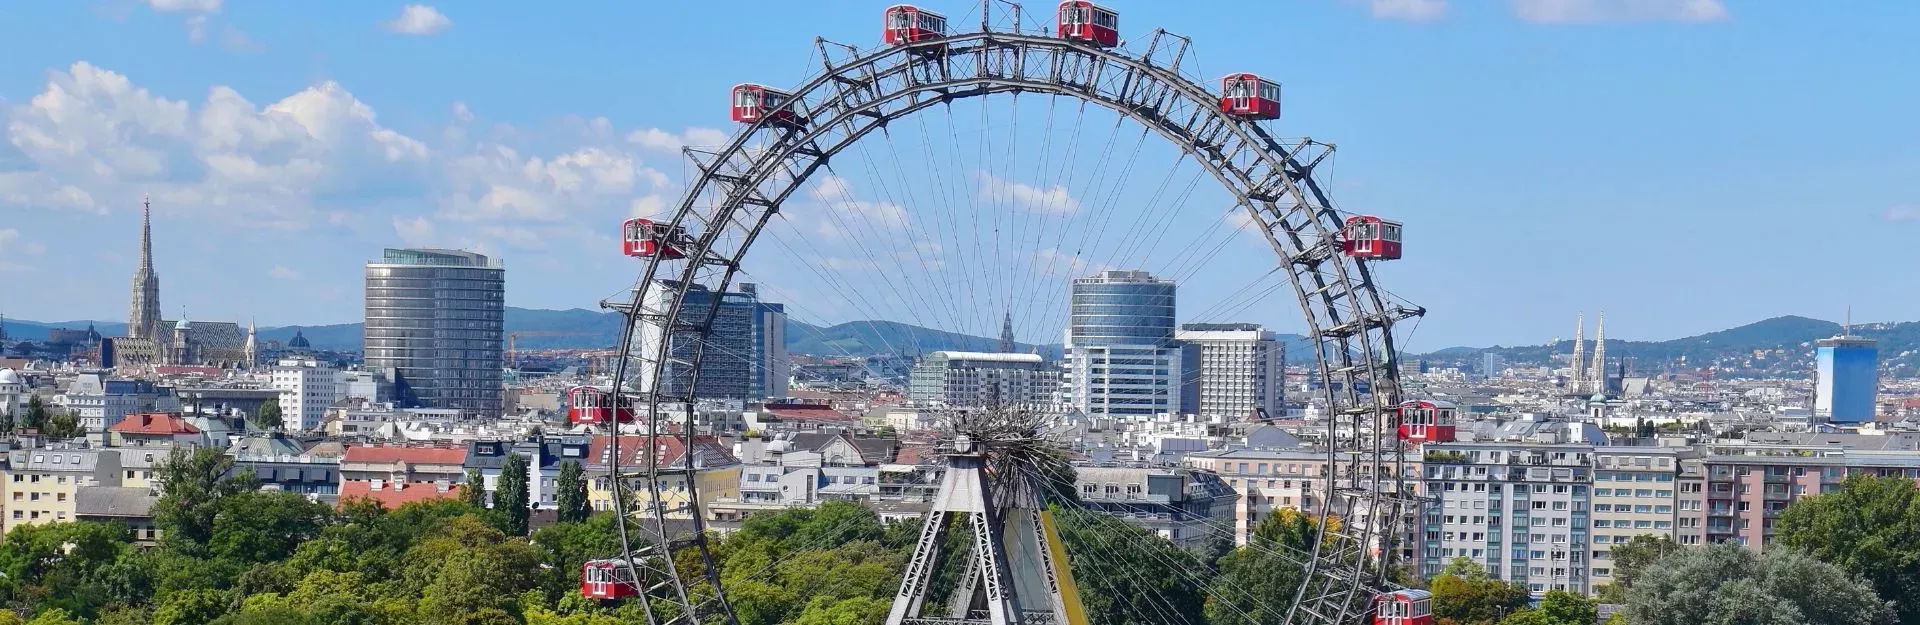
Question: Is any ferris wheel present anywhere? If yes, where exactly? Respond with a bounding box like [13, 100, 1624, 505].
[579, 2, 1426, 624]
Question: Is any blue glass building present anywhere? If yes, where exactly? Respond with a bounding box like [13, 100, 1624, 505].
[1063, 270, 1197, 418]
[1814, 335, 1878, 423]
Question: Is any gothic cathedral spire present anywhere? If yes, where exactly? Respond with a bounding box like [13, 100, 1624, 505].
[999, 310, 1015, 354]
[127, 194, 162, 340]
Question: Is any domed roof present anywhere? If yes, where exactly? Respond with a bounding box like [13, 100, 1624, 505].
[0, 368, 19, 384]
[288, 330, 311, 349]
[1589, 392, 1608, 403]
[175, 319, 193, 331]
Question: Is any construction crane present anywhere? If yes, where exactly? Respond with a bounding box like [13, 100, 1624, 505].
[507, 331, 589, 368]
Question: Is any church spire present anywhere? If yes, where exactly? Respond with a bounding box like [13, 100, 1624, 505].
[999, 310, 1015, 353]
[127, 194, 163, 340]
[1570, 312, 1585, 394]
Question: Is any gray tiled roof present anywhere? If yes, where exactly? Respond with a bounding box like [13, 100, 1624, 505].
[76, 487, 157, 518]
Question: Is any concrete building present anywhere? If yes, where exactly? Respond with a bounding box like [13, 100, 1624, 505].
[4, 448, 122, 533]
[1814, 335, 1878, 423]
[76, 487, 160, 545]
[635, 282, 788, 402]
[271, 358, 342, 432]
[59, 374, 172, 432]
[1182, 447, 1330, 545]
[1071, 464, 1237, 550]
[1062, 270, 1196, 419]
[364, 248, 505, 417]
[0, 368, 24, 419]
[584, 435, 739, 519]
[1587, 447, 1690, 586]
[1420, 442, 1594, 597]
[1175, 323, 1283, 421]
[907, 351, 1059, 409]
[336, 445, 468, 508]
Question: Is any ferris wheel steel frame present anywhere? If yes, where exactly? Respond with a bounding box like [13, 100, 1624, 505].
[607, 17, 1423, 625]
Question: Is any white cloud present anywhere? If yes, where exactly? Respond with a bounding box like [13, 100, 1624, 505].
[145, 0, 221, 12]
[803, 175, 908, 233]
[626, 126, 731, 152]
[1885, 205, 1920, 223]
[1512, 0, 1728, 23]
[1035, 248, 1099, 277]
[1225, 209, 1265, 233]
[383, 5, 452, 35]
[0, 229, 40, 272]
[1371, 0, 1447, 21]
[976, 171, 1079, 214]
[3, 60, 686, 260]
[267, 265, 300, 280]
[630, 194, 667, 218]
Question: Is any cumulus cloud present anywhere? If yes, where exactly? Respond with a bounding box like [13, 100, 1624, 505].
[384, 5, 452, 35]
[626, 126, 731, 152]
[1035, 248, 1100, 277]
[267, 266, 300, 280]
[145, 0, 222, 12]
[1371, 0, 1447, 21]
[804, 175, 908, 234]
[1225, 209, 1266, 233]
[1512, 0, 1728, 23]
[3, 60, 683, 260]
[976, 171, 1079, 214]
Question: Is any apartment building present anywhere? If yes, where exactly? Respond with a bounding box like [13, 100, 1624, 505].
[1073, 464, 1237, 550]
[1183, 448, 1328, 545]
[4, 448, 122, 533]
[336, 445, 467, 508]
[1702, 445, 1920, 548]
[1587, 446, 1693, 586]
[584, 435, 739, 519]
[1421, 442, 1593, 597]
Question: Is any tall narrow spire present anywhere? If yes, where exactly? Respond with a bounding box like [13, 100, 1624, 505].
[1590, 312, 1607, 395]
[999, 310, 1015, 353]
[1570, 312, 1585, 394]
[126, 194, 163, 340]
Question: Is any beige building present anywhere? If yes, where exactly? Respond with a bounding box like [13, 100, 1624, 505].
[5, 448, 122, 533]
[1587, 447, 1695, 586]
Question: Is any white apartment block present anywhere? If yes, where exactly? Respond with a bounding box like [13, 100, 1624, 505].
[908, 351, 1060, 409]
[1421, 442, 1594, 597]
[271, 358, 341, 432]
[1183, 448, 1330, 545]
[1175, 323, 1283, 421]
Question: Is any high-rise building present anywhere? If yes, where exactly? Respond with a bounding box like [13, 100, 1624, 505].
[908, 351, 1060, 409]
[1175, 323, 1283, 421]
[271, 358, 342, 432]
[1482, 353, 1507, 379]
[1814, 334, 1878, 423]
[1061, 270, 1195, 418]
[364, 248, 505, 416]
[636, 282, 788, 402]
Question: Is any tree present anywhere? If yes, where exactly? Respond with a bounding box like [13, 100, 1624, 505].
[498, 453, 531, 536]
[42, 412, 81, 439]
[1206, 509, 1321, 625]
[462, 468, 488, 510]
[209, 491, 333, 564]
[1429, 558, 1530, 625]
[1053, 507, 1208, 625]
[0, 403, 14, 434]
[151, 588, 236, 625]
[556, 461, 589, 524]
[252, 400, 282, 432]
[155, 447, 258, 552]
[1775, 475, 1920, 625]
[1596, 534, 1680, 602]
[1625, 543, 1892, 625]
[21, 395, 48, 431]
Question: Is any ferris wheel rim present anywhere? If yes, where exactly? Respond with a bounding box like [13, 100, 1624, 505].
[610, 26, 1416, 625]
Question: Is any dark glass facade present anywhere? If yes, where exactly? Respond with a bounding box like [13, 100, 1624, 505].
[363, 248, 505, 415]
[1069, 270, 1176, 348]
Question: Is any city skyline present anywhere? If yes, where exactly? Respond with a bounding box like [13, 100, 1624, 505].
[3, 2, 1918, 350]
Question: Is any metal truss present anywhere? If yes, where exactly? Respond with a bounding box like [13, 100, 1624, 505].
[607, 5, 1425, 624]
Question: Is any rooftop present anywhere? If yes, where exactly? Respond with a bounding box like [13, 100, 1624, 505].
[109, 413, 201, 436]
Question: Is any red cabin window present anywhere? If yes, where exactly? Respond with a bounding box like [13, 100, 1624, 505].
[1057, 1, 1119, 48]
[568, 386, 634, 425]
[623, 218, 690, 259]
[581, 560, 639, 600]
[1219, 74, 1282, 120]
[1342, 216, 1403, 260]
[730, 84, 806, 127]
[884, 5, 948, 47]
[1374, 590, 1433, 625]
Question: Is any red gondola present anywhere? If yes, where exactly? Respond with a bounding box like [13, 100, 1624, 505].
[1373, 589, 1434, 625]
[580, 559, 640, 600]
[1219, 73, 1282, 120]
[884, 5, 948, 49]
[730, 84, 806, 127]
[1396, 400, 1456, 444]
[567, 386, 635, 425]
[1341, 215, 1403, 260]
[622, 218, 692, 259]
[1056, 1, 1119, 48]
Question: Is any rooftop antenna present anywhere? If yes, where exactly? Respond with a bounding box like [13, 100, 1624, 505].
[1844, 305, 1852, 337]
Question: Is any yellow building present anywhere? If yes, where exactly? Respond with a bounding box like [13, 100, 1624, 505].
[585, 435, 739, 520]
[5, 448, 123, 533]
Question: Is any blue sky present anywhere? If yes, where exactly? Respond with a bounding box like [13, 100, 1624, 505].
[1, 0, 1917, 351]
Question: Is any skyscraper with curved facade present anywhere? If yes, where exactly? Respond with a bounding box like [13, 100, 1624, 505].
[364, 248, 505, 416]
[1062, 269, 1197, 419]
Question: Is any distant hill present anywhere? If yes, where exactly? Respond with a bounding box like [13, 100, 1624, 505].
[785, 319, 1061, 359]
[1418, 315, 1920, 378]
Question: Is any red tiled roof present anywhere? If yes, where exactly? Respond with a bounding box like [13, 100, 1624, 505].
[893, 445, 932, 465]
[338, 481, 465, 509]
[587, 435, 736, 470]
[109, 413, 201, 435]
[762, 403, 857, 423]
[342, 446, 467, 465]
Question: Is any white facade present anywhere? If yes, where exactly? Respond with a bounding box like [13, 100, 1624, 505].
[1175, 325, 1283, 421]
[271, 358, 341, 432]
[908, 351, 1059, 408]
[1422, 442, 1594, 597]
[0, 369, 25, 421]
